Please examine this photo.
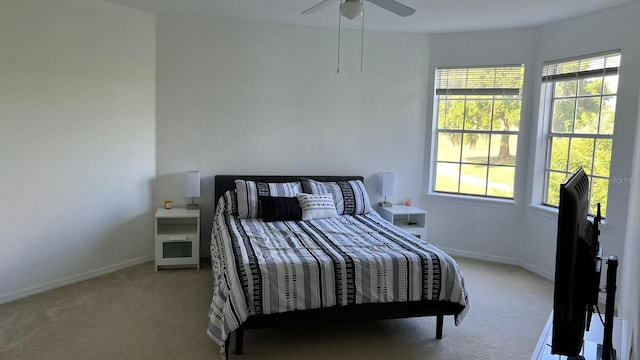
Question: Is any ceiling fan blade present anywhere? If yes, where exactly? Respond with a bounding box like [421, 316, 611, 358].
[366, 0, 415, 17]
[302, 0, 339, 14]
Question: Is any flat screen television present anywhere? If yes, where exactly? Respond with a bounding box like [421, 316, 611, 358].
[551, 167, 602, 357]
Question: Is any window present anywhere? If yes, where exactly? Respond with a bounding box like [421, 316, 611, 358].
[432, 65, 525, 199]
[541, 52, 620, 217]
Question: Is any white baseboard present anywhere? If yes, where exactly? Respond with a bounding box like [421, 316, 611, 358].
[0, 255, 154, 305]
[438, 246, 555, 281]
[437, 246, 520, 266]
[518, 260, 554, 281]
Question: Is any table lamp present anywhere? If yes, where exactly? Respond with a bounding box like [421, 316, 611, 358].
[378, 172, 394, 207]
[185, 170, 200, 210]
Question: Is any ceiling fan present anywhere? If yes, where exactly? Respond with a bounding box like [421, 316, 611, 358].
[302, 0, 415, 73]
[302, 0, 415, 19]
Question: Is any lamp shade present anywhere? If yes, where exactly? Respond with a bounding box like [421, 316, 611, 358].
[378, 172, 394, 196]
[185, 171, 200, 198]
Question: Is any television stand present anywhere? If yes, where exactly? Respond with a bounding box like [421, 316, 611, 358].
[600, 256, 619, 360]
[565, 339, 616, 360]
[530, 312, 628, 360]
[539, 335, 616, 360]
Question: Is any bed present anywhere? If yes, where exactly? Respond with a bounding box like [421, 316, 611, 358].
[207, 175, 469, 358]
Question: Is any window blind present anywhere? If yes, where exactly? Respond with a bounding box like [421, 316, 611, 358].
[435, 65, 524, 96]
[542, 51, 620, 82]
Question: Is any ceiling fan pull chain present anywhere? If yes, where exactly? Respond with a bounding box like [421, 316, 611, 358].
[337, 10, 342, 74]
[360, 6, 365, 72]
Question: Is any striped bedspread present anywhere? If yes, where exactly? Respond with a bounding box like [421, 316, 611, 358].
[207, 193, 469, 353]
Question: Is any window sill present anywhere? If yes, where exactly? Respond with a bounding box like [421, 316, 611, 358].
[528, 204, 558, 219]
[426, 192, 516, 210]
[527, 204, 608, 227]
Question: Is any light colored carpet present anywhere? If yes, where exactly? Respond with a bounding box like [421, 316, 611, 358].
[0, 257, 552, 360]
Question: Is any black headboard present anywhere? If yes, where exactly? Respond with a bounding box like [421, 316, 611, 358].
[214, 175, 364, 203]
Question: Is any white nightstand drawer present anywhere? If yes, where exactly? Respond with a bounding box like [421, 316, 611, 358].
[156, 234, 198, 257]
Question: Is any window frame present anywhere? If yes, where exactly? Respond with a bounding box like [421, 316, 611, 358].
[431, 64, 525, 200]
[539, 51, 621, 218]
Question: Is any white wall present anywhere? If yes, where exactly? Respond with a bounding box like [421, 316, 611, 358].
[0, 0, 156, 303]
[155, 16, 430, 254]
[621, 88, 640, 360]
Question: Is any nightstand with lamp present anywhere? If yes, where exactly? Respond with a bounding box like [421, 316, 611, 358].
[154, 170, 201, 270]
[376, 172, 427, 240]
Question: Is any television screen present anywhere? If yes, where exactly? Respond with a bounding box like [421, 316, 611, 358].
[551, 167, 600, 357]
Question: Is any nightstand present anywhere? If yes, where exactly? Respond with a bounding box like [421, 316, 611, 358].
[154, 208, 200, 271]
[378, 205, 427, 240]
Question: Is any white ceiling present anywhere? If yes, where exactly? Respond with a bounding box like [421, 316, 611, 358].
[104, 0, 633, 34]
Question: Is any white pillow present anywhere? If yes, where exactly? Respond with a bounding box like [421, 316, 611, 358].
[296, 193, 339, 221]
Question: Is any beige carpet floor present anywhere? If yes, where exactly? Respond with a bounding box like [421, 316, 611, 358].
[0, 257, 553, 360]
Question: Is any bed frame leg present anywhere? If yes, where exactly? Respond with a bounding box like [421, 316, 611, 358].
[436, 313, 444, 339]
[235, 329, 244, 355]
[224, 336, 230, 360]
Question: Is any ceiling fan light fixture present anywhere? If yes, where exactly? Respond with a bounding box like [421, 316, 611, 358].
[340, 1, 364, 20]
